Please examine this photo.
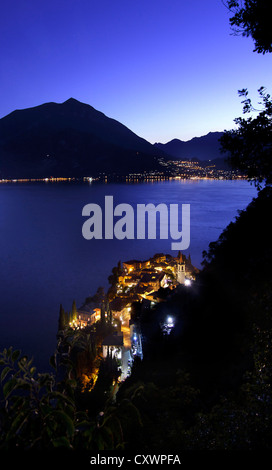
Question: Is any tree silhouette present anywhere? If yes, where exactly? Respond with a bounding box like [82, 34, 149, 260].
[58, 304, 66, 330]
[220, 87, 272, 189]
[100, 299, 106, 325]
[221, 1, 272, 189]
[224, 0, 272, 54]
[72, 299, 77, 322]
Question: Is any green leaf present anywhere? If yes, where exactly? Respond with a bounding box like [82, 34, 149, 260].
[6, 347, 13, 358]
[18, 356, 28, 371]
[38, 372, 54, 389]
[26, 357, 34, 369]
[1, 366, 12, 383]
[15, 378, 32, 391]
[100, 425, 114, 448]
[6, 409, 29, 439]
[49, 355, 56, 370]
[11, 349, 21, 362]
[3, 377, 17, 399]
[96, 432, 106, 450]
[50, 410, 75, 439]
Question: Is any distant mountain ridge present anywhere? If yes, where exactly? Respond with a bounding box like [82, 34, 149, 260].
[0, 98, 227, 178]
[0, 98, 164, 179]
[154, 131, 225, 161]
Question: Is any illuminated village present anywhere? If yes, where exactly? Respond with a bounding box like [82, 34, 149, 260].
[58, 251, 199, 391]
[0, 158, 247, 184]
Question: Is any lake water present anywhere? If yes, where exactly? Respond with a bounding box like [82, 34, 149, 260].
[0, 179, 257, 371]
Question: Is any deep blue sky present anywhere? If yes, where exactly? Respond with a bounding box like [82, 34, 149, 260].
[1, 0, 271, 143]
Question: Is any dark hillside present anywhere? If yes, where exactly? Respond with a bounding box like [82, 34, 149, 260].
[116, 187, 272, 451]
[155, 131, 224, 161]
[0, 98, 163, 178]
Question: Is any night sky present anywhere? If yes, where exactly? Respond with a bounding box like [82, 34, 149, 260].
[1, 0, 271, 143]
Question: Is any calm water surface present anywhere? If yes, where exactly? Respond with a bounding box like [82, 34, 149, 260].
[0, 179, 257, 371]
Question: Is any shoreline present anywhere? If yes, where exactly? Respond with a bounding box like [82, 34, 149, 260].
[0, 174, 248, 184]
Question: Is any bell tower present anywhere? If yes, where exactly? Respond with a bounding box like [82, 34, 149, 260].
[177, 261, 185, 284]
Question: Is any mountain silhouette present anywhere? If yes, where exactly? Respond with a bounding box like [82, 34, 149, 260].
[154, 132, 225, 161]
[0, 98, 164, 179]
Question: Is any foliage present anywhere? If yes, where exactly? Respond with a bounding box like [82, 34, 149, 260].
[85, 286, 105, 305]
[186, 187, 272, 448]
[0, 347, 78, 450]
[58, 303, 66, 330]
[108, 261, 122, 286]
[224, 0, 272, 54]
[186, 325, 272, 450]
[220, 87, 272, 189]
[116, 369, 200, 452]
[221, 1, 272, 189]
[117, 184, 272, 450]
[72, 299, 77, 322]
[0, 345, 139, 451]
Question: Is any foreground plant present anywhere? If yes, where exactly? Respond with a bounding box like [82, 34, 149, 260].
[0, 347, 135, 450]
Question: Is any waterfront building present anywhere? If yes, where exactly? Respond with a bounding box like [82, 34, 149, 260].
[77, 304, 100, 327]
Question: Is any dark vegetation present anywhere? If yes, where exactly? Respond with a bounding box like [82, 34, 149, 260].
[1, 0, 272, 460]
[224, 0, 272, 54]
